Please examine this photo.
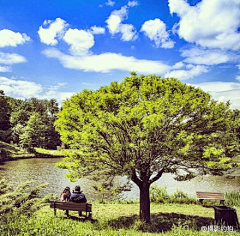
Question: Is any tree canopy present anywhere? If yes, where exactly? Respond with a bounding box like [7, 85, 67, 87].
[55, 74, 239, 222]
[0, 91, 11, 141]
[0, 93, 61, 150]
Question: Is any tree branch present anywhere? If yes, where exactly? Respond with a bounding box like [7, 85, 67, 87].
[131, 168, 142, 188]
[149, 169, 164, 184]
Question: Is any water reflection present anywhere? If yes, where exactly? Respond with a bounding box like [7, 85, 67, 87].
[1, 158, 240, 201]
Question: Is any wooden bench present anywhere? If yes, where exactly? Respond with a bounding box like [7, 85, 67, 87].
[196, 191, 225, 205]
[50, 201, 92, 218]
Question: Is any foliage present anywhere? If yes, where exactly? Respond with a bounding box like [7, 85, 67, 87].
[20, 112, 47, 151]
[150, 185, 169, 203]
[0, 179, 50, 218]
[0, 91, 11, 141]
[0, 93, 61, 149]
[149, 185, 197, 204]
[225, 191, 240, 206]
[55, 74, 238, 222]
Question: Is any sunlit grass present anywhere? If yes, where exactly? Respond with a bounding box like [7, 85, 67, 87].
[2, 202, 240, 235]
[35, 147, 64, 156]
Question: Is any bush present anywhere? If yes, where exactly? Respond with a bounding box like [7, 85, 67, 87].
[0, 179, 51, 218]
[150, 185, 169, 203]
[0, 148, 8, 159]
[171, 189, 188, 199]
[150, 185, 198, 204]
[225, 191, 240, 206]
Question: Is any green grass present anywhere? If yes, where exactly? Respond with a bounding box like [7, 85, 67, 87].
[0, 140, 34, 159]
[34, 147, 64, 156]
[0, 140, 23, 153]
[1, 202, 240, 235]
[0, 141, 64, 161]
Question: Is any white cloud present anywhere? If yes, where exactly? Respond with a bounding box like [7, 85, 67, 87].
[63, 29, 94, 56]
[168, 0, 240, 50]
[106, 0, 115, 6]
[38, 18, 69, 46]
[0, 29, 30, 47]
[90, 26, 106, 35]
[180, 47, 232, 65]
[0, 66, 11, 72]
[106, 14, 122, 35]
[43, 83, 74, 103]
[0, 52, 27, 65]
[119, 24, 137, 41]
[128, 1, 138, 7]
[106, 6, 128, 34]
[0, 76, 43, 97]
[165, 64, 209, 80]
[141, 18, 175, 48]
[193, 81, 240, 110]
[106, 4, 137, 41]
[43, 48, 170, 74]
[236, 76, 240, 82]
[172, 61, 185, 69]
[168, 0, 191, 16]
[0, 76, 73, 104]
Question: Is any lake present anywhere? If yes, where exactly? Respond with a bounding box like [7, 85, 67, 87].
[0, 157, 240, 201]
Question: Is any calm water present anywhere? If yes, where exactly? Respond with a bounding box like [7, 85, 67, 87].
[1, 157, 240, 201]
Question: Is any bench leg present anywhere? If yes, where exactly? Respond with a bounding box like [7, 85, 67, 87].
[66, 210, 69, 217]
[220, 200, 225, 205]
[199, 199, 203, 205]
[53, 201, 57, 216]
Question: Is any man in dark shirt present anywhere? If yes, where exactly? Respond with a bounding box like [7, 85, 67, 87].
[70, 185, 87, 216]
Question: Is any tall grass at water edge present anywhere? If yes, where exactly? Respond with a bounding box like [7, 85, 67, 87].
[149, 185, 198, 204]
[150, 185, 240, 207]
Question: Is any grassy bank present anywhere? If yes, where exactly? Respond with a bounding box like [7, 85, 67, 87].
[1, 180, 240, 235]
[0, 141, 64, 161]
[2, 202, 240, 235]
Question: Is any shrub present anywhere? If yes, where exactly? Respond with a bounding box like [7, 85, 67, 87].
[150, 185, 198, 204]
[0, 179, 51, 218]
[225, 191, 240, 206]
[171, 189, 188, 199]
[150, 185, 169, 203]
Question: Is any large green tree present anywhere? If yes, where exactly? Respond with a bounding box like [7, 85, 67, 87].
[20, 112, 47, 150]
[55, 74, 238, 222]
[0, 90, 11, 141]
[9, 97, 60, 148]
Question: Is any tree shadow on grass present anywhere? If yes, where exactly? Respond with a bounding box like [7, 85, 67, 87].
[106, 212, 214, 233]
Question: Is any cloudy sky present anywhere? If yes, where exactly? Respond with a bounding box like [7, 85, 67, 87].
[0, 0, 240, 109]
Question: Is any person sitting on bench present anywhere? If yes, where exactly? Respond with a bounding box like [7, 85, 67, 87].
[60, 186, 71, 201]
[70, 185, 87, 216]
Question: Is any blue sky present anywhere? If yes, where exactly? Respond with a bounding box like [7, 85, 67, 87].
[0, 0, 240, 109]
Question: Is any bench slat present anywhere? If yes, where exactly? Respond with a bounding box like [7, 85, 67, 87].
[50, 201, 92, 212]
[196, 191, 225, 205]
[196, 191, 224, 200]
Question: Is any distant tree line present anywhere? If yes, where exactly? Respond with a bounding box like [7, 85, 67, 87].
[0, 90, 61, 150]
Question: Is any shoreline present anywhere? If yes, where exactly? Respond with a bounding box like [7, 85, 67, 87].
[0, 141, 65, 164]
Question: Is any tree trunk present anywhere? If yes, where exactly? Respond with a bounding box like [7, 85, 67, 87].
[139, 181, 150, 223]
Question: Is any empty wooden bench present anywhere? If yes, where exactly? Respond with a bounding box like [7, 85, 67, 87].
[196, 191, 225, 205]
[50, 201, 92, 218]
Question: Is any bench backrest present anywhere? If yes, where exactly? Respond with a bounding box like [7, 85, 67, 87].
[50, 201, 92, 212]
[196, 191, 224, 200]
